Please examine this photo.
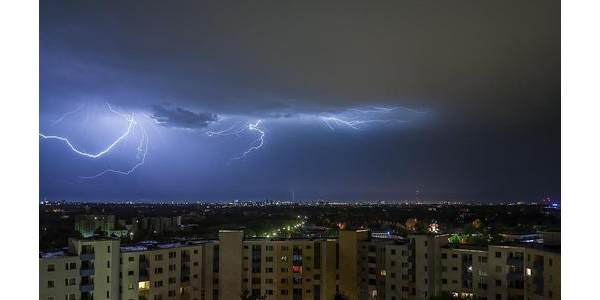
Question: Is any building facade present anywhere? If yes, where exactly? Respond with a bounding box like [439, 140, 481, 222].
[40, 231, 560, 300]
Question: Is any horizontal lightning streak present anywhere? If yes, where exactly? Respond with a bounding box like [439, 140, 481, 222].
[39, 103, 136, 159]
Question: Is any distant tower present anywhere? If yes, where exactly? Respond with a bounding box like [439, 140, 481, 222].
[416, 189, 421, 203]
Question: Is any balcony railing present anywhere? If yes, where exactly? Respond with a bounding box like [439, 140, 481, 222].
[80, 284, 94, 293]
[80, 253, 95, 261]
[507, 257, 524, 266]
[80, 268, 95, 276]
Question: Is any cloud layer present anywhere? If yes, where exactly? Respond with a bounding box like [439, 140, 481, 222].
[150, 105, 217, 129]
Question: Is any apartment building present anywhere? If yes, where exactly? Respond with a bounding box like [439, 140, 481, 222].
[438, 232, 561, 300]
[40, 230, 560, 300]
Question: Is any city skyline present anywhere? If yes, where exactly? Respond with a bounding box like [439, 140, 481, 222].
[40, 1, 560, 202]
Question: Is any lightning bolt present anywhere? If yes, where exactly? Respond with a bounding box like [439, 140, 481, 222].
[39, 103, 136, 159]
[206, 122, 247, 137]
[229, 120, 265, 162]
[78, 124, 149, 180]
[320, 116, 406, 130]
[50, 104, 85, 126]
[347, 106, 398, 114]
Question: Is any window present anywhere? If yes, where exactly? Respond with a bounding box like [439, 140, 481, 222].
[442, 266, 447, 272]
[169, 264, 176, 271]
[154, 280, 163, 287]
[549, 259, 553, 266]
[68, 294, 76, 300]
[168, 290, 176, 297]
[495, 266, 502, 272]
[266, 256, 273, 262]
[280, 289, 289, 295]
[391, 249, 396, 255]
[526, 268, 532, 276]
[452, 254, 458, 258]
[107, 246, 111, 253]
[128, 270, 134, 276]
[155, 267, 163, 274]
[495, 252, 501, 258]
[106, 291, 110, 298]
[128, 284, 134, 290]
[107, 261, 110, 268]
[495, 280, 502, 287]
[442, 278, 447, 284]
[47, 281, 54, 288]
[495, 294, 501, 300]
[128, 256, 134, 262]
[169, 251, 176, 258]
[193, 249, 198, 254]
[442, 253, 447, 259]
[47, 264, 55, 272]
[155, 254, 163, 261]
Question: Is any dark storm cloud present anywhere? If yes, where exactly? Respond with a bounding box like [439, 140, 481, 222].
[150, 105, 217, 129]
[40, 0, 559, 122]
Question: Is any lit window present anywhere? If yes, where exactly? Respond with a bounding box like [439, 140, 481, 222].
[138, 281, 150, 291]
[380, 270, 387, 276]
[526, 268, 532, 276]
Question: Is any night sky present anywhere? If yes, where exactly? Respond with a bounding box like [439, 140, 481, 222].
[39, 1, 560, 203]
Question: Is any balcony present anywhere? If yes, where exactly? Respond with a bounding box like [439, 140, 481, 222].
[80, 293, 94, 300]
[507, 272, 524, 281]
[139, 260, 149, 268]
[80, 284, 94, 293]
[80, 267, 95, 276]
[139, 272, 150, 281]
[507, 257, 524, 266]
[80, 253, 95, 261]
[533, 260, 544, 272]
[181, 266, 191, 275]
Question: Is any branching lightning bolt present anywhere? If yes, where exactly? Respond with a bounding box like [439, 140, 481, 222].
[50, 104, 85, 126]
[39, 103, 136, 158]
[320, 116, 406, 130]
[206, 122, 247, 137]
[78, 124, 149, 180]
[229, 120, 265, 162]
